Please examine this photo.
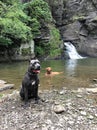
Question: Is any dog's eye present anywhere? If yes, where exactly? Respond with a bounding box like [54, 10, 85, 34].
[34, 61, 40, 65]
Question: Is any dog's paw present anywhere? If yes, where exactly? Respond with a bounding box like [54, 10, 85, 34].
[34, 99, 38, 104]
[22, 103, 30, 108]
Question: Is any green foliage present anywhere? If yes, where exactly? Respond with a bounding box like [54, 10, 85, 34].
[0, 36, 12, 45]
[35, 46, 44, 55]
[0, 1, 32, 46]
[49, 24, 61, 56]
[24, 0, 52, 22]
[0, 17, 32, 41]
[24, 0, 52, 38]
[21, 47, 31, 55]
[35, 24, 61, 57]
[0, 93, 3, 98]
[23, 0, 53, 56]
[0, 0, 56, 58]
[0, 0, 52, 47]
[0, 0, 20, 5]
[27, 18, 41, 38]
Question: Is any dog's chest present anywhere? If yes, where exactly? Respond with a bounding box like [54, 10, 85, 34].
[31, 80, 36, 86]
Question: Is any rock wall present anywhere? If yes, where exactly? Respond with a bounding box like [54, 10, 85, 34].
[12, 40, 35, 61]
[0, 40, 35, 62]
[46, 0, 97, 57]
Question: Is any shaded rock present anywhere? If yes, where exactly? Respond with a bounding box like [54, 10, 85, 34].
[93, 79, 97, 82]
[46, 0, 97, 57]
[0, 84, 14, 92]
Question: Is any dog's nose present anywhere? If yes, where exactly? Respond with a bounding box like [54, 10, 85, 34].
[37, 66, 40, 70]
[35, 63, 40, 70]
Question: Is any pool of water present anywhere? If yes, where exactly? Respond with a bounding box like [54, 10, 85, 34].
[0, 58, 97, 93]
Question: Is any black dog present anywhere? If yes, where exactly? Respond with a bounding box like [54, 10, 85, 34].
[20, 58, 41, 106]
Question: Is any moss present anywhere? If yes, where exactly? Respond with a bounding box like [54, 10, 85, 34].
[0, 94, 3, 98]
[73, 15, 86, 21]
[21, 47, 31, 56]
[48, 24, 62, 57]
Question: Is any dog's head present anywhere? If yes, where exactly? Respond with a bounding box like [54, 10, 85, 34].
[28, 58, 40, 74]
[46, 67, 52, 74]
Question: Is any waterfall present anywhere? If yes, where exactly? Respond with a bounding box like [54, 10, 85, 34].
[64, 42, 83, 59]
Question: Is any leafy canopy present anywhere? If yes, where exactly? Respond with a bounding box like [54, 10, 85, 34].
[24, 0, 52, 37]
[0, 0, 32, 46]
[0, 0, 52, 47]
[24, 0, 52, 22]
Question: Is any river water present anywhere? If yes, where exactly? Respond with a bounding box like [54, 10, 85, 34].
[0, 58, 97, 93]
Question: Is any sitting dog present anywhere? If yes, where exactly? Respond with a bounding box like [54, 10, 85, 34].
[45, 67, 63, 76]
[20, 57, 41, 106]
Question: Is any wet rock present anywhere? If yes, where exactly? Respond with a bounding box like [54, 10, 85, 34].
[0, 84, 14, 92]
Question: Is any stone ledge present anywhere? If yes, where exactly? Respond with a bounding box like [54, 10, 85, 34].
[0, 80, 14, 92]
[0, 84, 14, 92]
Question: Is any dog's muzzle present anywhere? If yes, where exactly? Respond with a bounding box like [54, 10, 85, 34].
[33, 63, 40, 73]
[30, 59, 41, 73]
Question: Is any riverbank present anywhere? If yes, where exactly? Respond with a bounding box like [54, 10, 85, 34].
[0, 87, 97, 130]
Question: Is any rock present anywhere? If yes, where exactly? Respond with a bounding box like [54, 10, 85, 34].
[0, 88, 97, 129]
[76, 94, 82, 98]
[86, 88, 97, 93]
[54, 101, 60, 105]
[0, 84, 14, 92]
[93, 79, 97, 82]
[80, 111, 87, 116]
[0, 80, 6, 84]
[53, 104, 65, 114]
[47, 0, 97, 57]
[88, 115, 94, 120]
[59, 89, 67, 95]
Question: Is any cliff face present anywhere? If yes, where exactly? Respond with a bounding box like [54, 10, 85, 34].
[46, 0, 97, 57]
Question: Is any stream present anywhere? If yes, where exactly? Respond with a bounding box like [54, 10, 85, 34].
[0, 58, 97, 93]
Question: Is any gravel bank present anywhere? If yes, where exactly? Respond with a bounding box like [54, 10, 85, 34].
[0, 88, 97, 130]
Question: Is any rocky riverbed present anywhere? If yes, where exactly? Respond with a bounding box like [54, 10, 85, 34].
[0, 87, 97, 130]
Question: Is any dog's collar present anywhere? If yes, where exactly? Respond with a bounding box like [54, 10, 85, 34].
[27, 71, 37, 76]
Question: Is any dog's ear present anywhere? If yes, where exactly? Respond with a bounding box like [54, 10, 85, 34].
[30, 57, 35, 60]
[46, 67, 49, 70]
[29, 56, 37, 63]
[46, 67, 52, 71]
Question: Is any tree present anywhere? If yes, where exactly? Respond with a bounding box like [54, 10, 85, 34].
[0, 1, 32, 46]
[24, 0, 52, 37]
[0, 0, 54, 58]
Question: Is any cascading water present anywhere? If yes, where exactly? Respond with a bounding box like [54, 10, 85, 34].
[64, 42, 83, 59]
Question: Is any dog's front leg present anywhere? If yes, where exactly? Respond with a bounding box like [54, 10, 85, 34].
[24, 87, 29, 107]
[34, 85, 39, 104]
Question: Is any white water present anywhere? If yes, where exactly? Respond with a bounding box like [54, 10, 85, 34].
[64, 42, 83, 59]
